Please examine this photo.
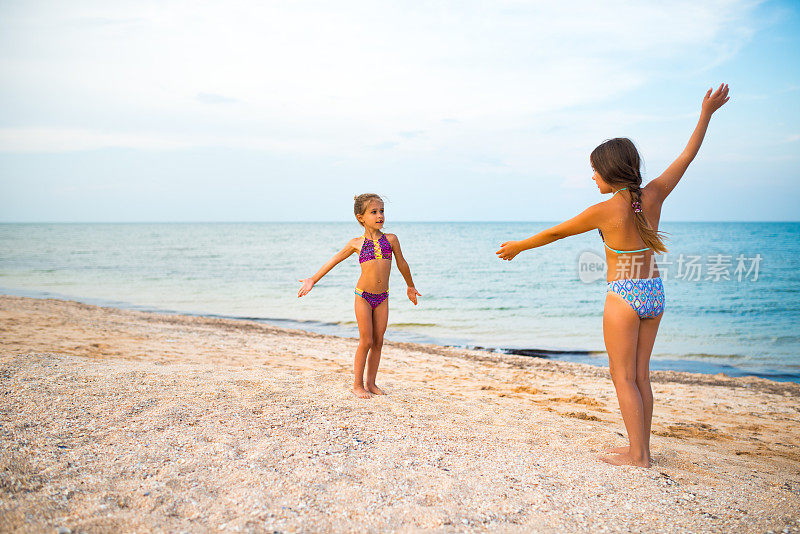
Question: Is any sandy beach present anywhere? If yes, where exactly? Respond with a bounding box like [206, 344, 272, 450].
[1, 294, 798, 533]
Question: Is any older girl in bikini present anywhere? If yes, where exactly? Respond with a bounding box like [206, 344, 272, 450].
[497, 84, 730, 467]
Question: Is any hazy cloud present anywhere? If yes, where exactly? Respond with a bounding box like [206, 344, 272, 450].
[196, 93, 240, 104]
[370, 141, 399, 150]
[0, 0, 765, 157]
[1, 0, 796, 222]
[398, 130, 425, 139]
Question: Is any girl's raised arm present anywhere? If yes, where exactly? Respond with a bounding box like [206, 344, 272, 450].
[647, 83, 730, 203]
[297, 240, 358, 297]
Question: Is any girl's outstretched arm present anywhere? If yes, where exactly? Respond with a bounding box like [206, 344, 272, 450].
[297, 240, 358, 297]
[496, 203, 604, 261]
[647, 83, 730, 202]
[386, 234, 421, 305]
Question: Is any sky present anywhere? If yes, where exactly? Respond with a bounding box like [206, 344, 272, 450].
[1, 0, 798, 222]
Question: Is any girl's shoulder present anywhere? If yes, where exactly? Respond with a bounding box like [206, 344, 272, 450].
[383, 233, 399, 244]
[348, 236, 365, 250]
[591, 198, 617, 217]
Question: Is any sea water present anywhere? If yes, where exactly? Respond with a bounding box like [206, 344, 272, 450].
[1, 222, 798, 382]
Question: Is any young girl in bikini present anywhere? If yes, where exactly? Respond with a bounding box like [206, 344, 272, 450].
[496, 84, 730, 467]
[298, 194, 421, 399]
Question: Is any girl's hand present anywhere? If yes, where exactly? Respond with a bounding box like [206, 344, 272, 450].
[297, 278, 315, 298]
[701, 83, 730, 116]
[496, 241, 522, 261]
[407, 286, 421, 305]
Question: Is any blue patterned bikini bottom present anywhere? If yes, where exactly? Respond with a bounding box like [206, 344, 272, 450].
[607, 277, 665, 319]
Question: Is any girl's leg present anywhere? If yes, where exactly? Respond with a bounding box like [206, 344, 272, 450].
[635, 313, 662, 452]
[604, 312, 662, 456]
[600, 293, 650, 467]
[353, 296, 375, 399]
[366, 298, 389, 395]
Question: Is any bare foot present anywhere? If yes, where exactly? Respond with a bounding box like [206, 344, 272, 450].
[352, 386, 373, 399]
[598, 452, 651, 468]
[366, 384, 386, 395]
[603, 445, 630, 454]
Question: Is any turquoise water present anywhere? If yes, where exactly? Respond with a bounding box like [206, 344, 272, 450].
[1, 222, 798, 382]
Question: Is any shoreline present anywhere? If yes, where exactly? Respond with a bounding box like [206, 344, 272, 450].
[2, 286, 796, 383]
[1, 294, 799, 532]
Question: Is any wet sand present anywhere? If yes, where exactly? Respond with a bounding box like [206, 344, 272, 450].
[1, 294, 799, 533]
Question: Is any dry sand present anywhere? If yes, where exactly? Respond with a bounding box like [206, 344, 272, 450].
[1, 294, 799, 533]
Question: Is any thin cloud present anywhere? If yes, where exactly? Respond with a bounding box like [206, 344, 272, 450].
[0, 127, 338, 153]
[370, 141, 399, 150]
[0, 0, 766, 154]
[196, 92, 240, 104]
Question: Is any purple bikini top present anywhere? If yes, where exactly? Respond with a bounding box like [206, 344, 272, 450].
[359, 233, 392, 264]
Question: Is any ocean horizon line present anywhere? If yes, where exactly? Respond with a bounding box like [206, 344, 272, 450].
[2, 220, 800, 225]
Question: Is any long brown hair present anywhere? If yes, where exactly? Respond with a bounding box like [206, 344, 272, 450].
[590, 138, 668, 253]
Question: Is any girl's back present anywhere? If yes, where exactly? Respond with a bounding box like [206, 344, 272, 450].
[598, 186, 665, 282]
